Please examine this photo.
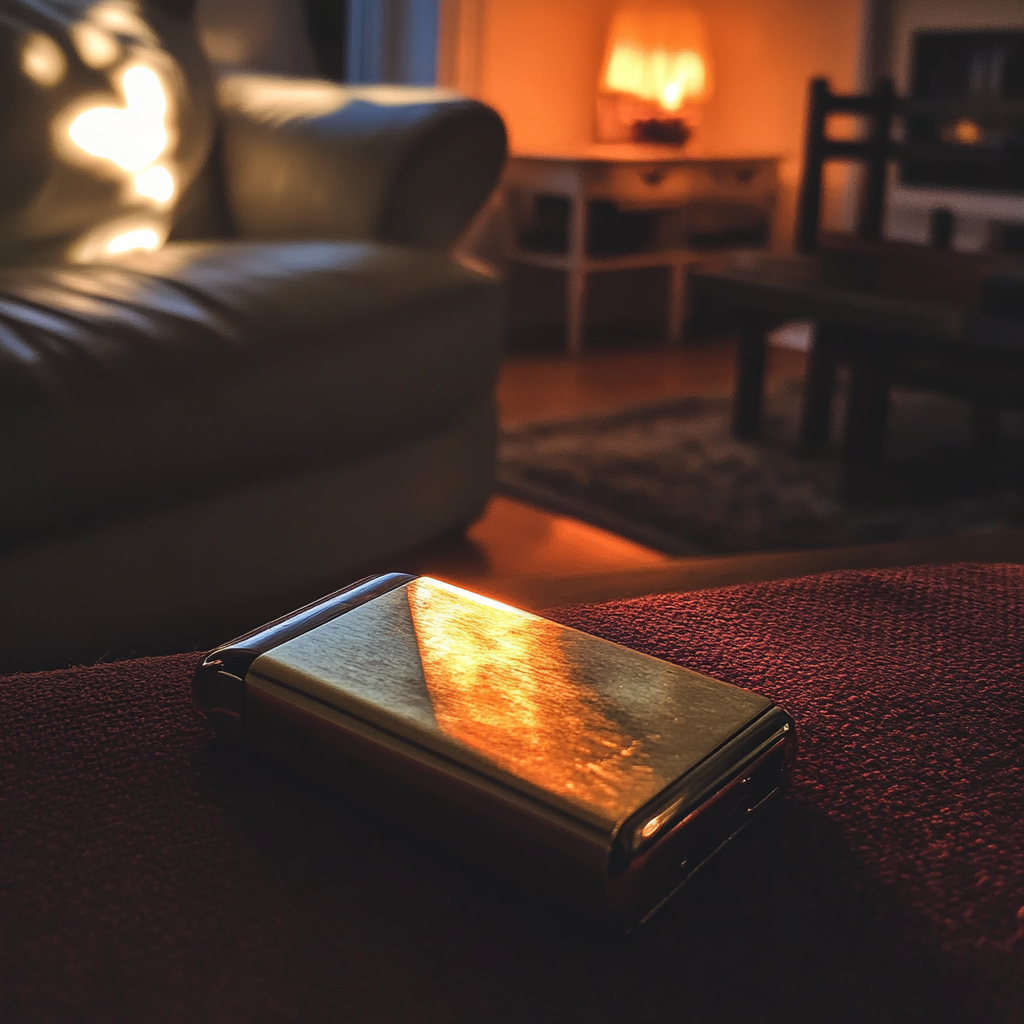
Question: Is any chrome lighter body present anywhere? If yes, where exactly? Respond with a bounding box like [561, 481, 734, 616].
[193, 574, 795, 929]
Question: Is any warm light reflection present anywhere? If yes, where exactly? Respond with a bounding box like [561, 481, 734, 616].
[216, 73, 459, 126]
[45, 4, 179, 260]
[68, 64, 169, 173]
[949, 118, 982, 146]
[640, 816, 662, 838]
[21, 32, 67, 87]
[70, 218, 168, 261]
[104, 227, 161, 254]
[407, 578, 665, 818]
[72, 21, 120, 68]
[133, 164, 174, 203]
[88, 1, 155, 41]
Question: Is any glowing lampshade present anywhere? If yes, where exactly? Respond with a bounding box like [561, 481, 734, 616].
[597, 3, 713, 146]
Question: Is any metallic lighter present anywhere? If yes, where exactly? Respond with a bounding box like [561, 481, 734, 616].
[193, 573, 795, 929]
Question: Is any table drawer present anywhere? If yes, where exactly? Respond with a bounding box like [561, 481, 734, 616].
[601, 160, 776, 208]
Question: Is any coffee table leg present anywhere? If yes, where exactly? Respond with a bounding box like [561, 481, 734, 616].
[667, 258, 687, 346]
[840, 344, 889, 498]
[798, 322, 838, 455]
[733, 318, 767, 439]
[566, 268, 586, 356]
[566, 187, 587, 356]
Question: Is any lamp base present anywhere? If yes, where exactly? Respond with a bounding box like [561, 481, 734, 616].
[631, 118, 690, 146]
[596, 92, 698, 147]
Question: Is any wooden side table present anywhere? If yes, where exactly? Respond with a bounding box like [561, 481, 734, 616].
[504, 146, 779, 354]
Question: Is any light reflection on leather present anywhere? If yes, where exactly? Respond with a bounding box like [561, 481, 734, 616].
[408, 578, 665, 819]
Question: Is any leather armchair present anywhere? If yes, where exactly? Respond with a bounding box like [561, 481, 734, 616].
[0, 61, 506, 670]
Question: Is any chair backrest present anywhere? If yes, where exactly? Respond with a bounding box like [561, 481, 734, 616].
[794, 77, 897, 254]
[794, 77, 1024, 255]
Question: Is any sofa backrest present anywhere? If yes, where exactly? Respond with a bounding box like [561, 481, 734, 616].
[0, 0, 220, 265]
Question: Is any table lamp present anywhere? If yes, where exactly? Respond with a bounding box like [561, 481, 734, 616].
[596, 2, 713, 146]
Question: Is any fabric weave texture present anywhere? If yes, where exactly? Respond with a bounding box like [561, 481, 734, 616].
[1, 563, 1021, 1023]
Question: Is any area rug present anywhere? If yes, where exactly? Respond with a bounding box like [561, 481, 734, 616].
[498, 378, 1024, 555]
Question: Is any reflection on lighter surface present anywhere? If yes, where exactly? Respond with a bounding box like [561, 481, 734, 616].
[21, 32, 67, 87]
[640, 816, 662, 839]
[250, 577, 769, 829]
[408, 578, 669, 820]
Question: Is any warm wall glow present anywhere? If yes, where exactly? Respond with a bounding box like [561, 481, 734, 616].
[69, 64, 170, 173]
[601, 3, 711, 111]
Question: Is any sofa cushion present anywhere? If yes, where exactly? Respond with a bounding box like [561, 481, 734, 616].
[0, 564, 1020, 1022]
[0, 0, 217, 265]
[0, 239, 501, 549]
[215, 74, 507, 249]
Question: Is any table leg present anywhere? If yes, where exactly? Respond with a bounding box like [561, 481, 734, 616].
[566, 189, 587, 356]
[798, 322, 838, 455]
[667, 258, 687, 346]
[733, 318, 767, 439]
[566, 268, 586, 357]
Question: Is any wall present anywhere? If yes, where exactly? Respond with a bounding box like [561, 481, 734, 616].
[443, 0, 869, 247]
[194, 0, 318, 74]
[885, 0, 1024, 90]
[874, 0, 1024, 250]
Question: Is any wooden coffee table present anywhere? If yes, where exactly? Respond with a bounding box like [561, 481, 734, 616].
[688, 239, 1021, 491]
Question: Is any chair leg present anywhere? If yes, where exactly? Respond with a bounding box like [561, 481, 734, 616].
[840, 348, 889, 500]
[798, 323, 838, 455]
[969, 402, 1001, 458]
[733, 318, 767, 439]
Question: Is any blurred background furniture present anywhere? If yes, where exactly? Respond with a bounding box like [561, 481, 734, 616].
[0, 0, 506, 671]
[689, 76, 1024, 493]
[504, 148, 778, 354]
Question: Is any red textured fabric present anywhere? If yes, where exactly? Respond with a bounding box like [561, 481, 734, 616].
[1, 563, 1021, 1023]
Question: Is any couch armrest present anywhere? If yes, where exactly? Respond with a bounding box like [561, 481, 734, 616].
[215, 73, 507, 248]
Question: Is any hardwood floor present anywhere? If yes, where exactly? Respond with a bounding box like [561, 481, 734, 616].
[398, 336, 1024, 608]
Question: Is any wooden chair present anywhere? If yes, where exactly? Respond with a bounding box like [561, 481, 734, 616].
[690, 76, 1024, 495]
